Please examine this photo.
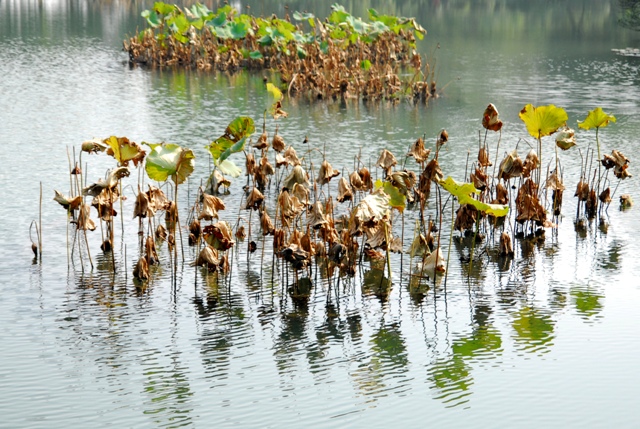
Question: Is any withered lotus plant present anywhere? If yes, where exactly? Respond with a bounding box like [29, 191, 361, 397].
[349, 170, 365, 191]
[318, 160, 340, 185]
[272, 126, 286, 152]
[482, 103, 503, 132]
[498, 150, 524, 181]
[522, 149, 540, 178]
[134, 255, 149, 280]
[245, 152, 256, 176]
[259, 207, 275, 236]
[195, 245, 220, 271]
[602, 150, 632, 179]
[203, 221, 235, 251]
[308, 201, 328, 230]
[291, 182, 309, 204]
[337, 177, 354, 203]
[437, 129, 449, 148]
[515, 179, 546, 226]
[77, 203, 97, 231]
[133, 190, 150, 219]
[145, 235, 159, 265]
[278, 188, 304, 227]
[244, 187, 265, 210]
[407, 137, 430, 164]
[253, 128, 269, 151]
[493, 182, 509, 205]
[546, 171, 565, 217]
[586, 188, 598, 219]
[53, 191, 83, 213]
[376, 149, 397, 177]
[470, 167, 488, 192]
[199, 193, 225, 221]
[419, 157, 443, 196]
[233, 225, 245, 241]
[284, 146, 301, 166]
[105, 136, 146, 167]
[477, 146, 492, 167]
[575, 179, 589, 202]
[599, 187, 612, 204]
[357, 167, 373, 191]
[283, 165, 309, 190]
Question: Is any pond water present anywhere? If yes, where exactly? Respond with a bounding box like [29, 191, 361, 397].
[2, 0, 640, 427]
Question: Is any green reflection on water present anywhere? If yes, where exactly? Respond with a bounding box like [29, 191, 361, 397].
[512, 307, 555, 353]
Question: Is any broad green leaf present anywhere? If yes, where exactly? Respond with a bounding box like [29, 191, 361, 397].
[439, 176, 509, 217]
[319, 40, 330, 54]
[217, 159, 242, 177]
[141, 9, 161, 27]
[266, 82, 283, 101]
[210, 11, 227, 27]
[375, 179, 406, 212]
[249, 50, 263, 59]
[145, 142, 195, 185]
[296, 45, 307, 59]
[230, 20, 249, 39]
[518, 104, 568, 139]
[225, 116, 255, 141]
[154, 2, 175, 16]
[207, 136, 234, 161]
[346, 16, 369, 34]
[360, 59, 371, 71]
[218, 137, 247, 164]
[578, 107, 616, 130]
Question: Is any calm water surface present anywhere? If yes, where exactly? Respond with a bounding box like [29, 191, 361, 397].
[1, 1, 640, 427]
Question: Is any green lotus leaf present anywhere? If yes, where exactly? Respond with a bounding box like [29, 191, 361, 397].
[439, 176, 509, 217]
[141, 9, 161, 27]
[207, 136, 234, 161]
[210, 11, 227, 27]
[145, 142, 195, 185]
[218, 137, 247, 164]
[374, 179, 406, 212]
[578, 107, 616, 130]
[225, 116, 255, 142]
[519, 104, 568, 139]
[249, 50, 263, 59]
[154, 2, 175, 16]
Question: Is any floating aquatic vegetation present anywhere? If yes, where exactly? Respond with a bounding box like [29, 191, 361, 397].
[124, 3, 436, 103]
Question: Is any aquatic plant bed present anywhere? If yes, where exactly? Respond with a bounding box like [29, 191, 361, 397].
[36, 101, 633, 300]
[123, 3, 436, 102]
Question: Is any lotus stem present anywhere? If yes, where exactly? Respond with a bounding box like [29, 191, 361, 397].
[39, 181, 42, 262]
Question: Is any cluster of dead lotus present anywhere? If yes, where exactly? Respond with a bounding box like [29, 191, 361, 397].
[123, 3, 437, 103]
[49, 101, 632, 295]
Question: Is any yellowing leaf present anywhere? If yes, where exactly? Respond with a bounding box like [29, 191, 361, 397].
[266, 82, 283, 101]
[577, 107, 616, 130]
[375, 179, 406, 212]
[217, 159, 242, 178]
[439, 176, 509, 217]
[518, 104, 568, 139]
[144, 143, 195, 185]
[105, 136, 146, 166]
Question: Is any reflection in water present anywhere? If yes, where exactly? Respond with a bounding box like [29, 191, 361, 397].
[512, 307, 555, 354]
[571, 284, 604, 320]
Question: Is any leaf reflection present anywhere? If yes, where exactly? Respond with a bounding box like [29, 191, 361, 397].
[511, 307, 555, 354]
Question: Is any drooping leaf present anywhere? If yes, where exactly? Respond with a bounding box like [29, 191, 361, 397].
[374, 179, 406, 212]
[266, 82, 283, 101]
[105, 136, 146, 167]
[555, 126, 577, 150]
[144, 142, 195, 185]
[218, 137, 247, 164]
[217, 159, 242, 178]
[518, 104, 568, 139]
[225, 116, 255, 142]
[439, 176, 509, 217]
[578, 107, 616, 130]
